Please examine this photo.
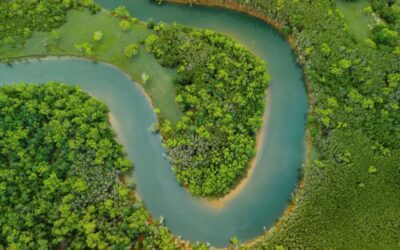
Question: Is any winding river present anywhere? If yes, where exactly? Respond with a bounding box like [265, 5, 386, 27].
[0, 0, 307, 247]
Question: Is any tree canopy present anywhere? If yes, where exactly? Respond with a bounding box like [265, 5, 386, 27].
[0, 83, 178, 249]
[147, 23, 270, 197]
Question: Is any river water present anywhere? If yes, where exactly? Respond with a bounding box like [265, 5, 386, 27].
[0, 0, 307, 246]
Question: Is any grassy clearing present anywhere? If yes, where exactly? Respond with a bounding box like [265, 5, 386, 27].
[336, 0, 376, 43]
[0, 9, 182, 125]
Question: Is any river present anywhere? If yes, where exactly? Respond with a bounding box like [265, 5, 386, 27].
[0, 0, 307, 246]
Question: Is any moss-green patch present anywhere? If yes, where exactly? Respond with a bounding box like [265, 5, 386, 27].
[336, 0, 376, 43]
[0, 9, 182, 125]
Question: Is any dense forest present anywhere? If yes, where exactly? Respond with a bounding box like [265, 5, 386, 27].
[147, 23, 269, 197]
[1, 0, 399, 249]
[190, 0, 399, 248]
[371, 0, 400, 40]
[0, 83, 185, 249]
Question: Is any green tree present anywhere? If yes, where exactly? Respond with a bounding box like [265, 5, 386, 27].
[141, 72, 150, 84]
[119, 20, 131, 31]
[124, 43, 139, 58]
[93, 30, 103, 42]
[112, 6, 129, 18]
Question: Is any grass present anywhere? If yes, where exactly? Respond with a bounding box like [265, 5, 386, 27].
[0, 9, 182, 125]
[336, 0, 376, 43]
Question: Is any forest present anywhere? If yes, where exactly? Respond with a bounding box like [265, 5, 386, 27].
[147, 23, 269, 197]
[0, 0, 399, 249]
[0, 83, 184, 249]
[210, 0, 400, 248]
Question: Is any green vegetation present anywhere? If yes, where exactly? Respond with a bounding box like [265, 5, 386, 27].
[0, 1, 271, 246]
[1, 0, 399, 248]
[147, 23, 269, 197]
[370, 0, 400, 47]
[371, 0, 400, 30]
[119, 20, 132, 31]
[0, 8, 182, 125]
[191, 0, 399, 248]
[336, 0, 377, 42]
[92, 30, 103, 42]
[0, 83, 180, 249]
[124, 43, 139, 58]
[0, 0, 100, 47]
[0, 2, 270, 198]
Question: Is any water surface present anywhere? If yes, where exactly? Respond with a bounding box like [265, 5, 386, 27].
[0, 0, 307, 246]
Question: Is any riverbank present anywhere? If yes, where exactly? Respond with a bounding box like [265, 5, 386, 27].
[164, 0, 304, 62]
[9, 54, 160, 124]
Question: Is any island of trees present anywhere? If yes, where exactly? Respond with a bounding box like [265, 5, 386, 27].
[147, 23, 269, 197]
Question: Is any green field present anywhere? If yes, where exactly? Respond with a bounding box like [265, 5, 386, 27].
[336, 0, 379, 43]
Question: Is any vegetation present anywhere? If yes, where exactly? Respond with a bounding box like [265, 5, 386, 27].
[371, 0, 400, 31]
[0, 0, 100, 47]
[370, 0, 400, 47]
[336, 0, 377, 42]
[0, 8, 182, 125]
[147, 23, 269, 197]
[1, 0, 399, 248]
[92, 30, 103, 42]
[0, 83, 180, 249]
[124, 43, 139, 58]
[119, 20, 132, 31]
[0, 0, 270, 198]
[0, 1, 269, 247]
[181, 0, 399, 248]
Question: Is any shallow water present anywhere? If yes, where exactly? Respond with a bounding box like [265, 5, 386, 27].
[0, 0, 307, 246]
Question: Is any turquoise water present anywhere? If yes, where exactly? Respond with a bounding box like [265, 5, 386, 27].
[0, 1, 307, 247]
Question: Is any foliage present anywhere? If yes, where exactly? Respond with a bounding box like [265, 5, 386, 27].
[141, 72, 150, 84]
[112, 5, 130, 19]
[0, 0, 100, 46]
[51, 30, 61, 40]
[119, 20, 131, 31]
[371, 0, 400, 30]
[0, 7, 183, 132]
[198, 0, 400, 248]
[93, 30, 103, 42]
[147, 23, 269, 197]
[370, 0, 400, 47]
[1, 0, 399, 248]
[0, 83, 180, 249]
[124, 43, 139, 58]
[74, 42, 95, 56]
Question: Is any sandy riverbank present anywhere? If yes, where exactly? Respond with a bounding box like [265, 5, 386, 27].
[201, 99, 269, 209]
